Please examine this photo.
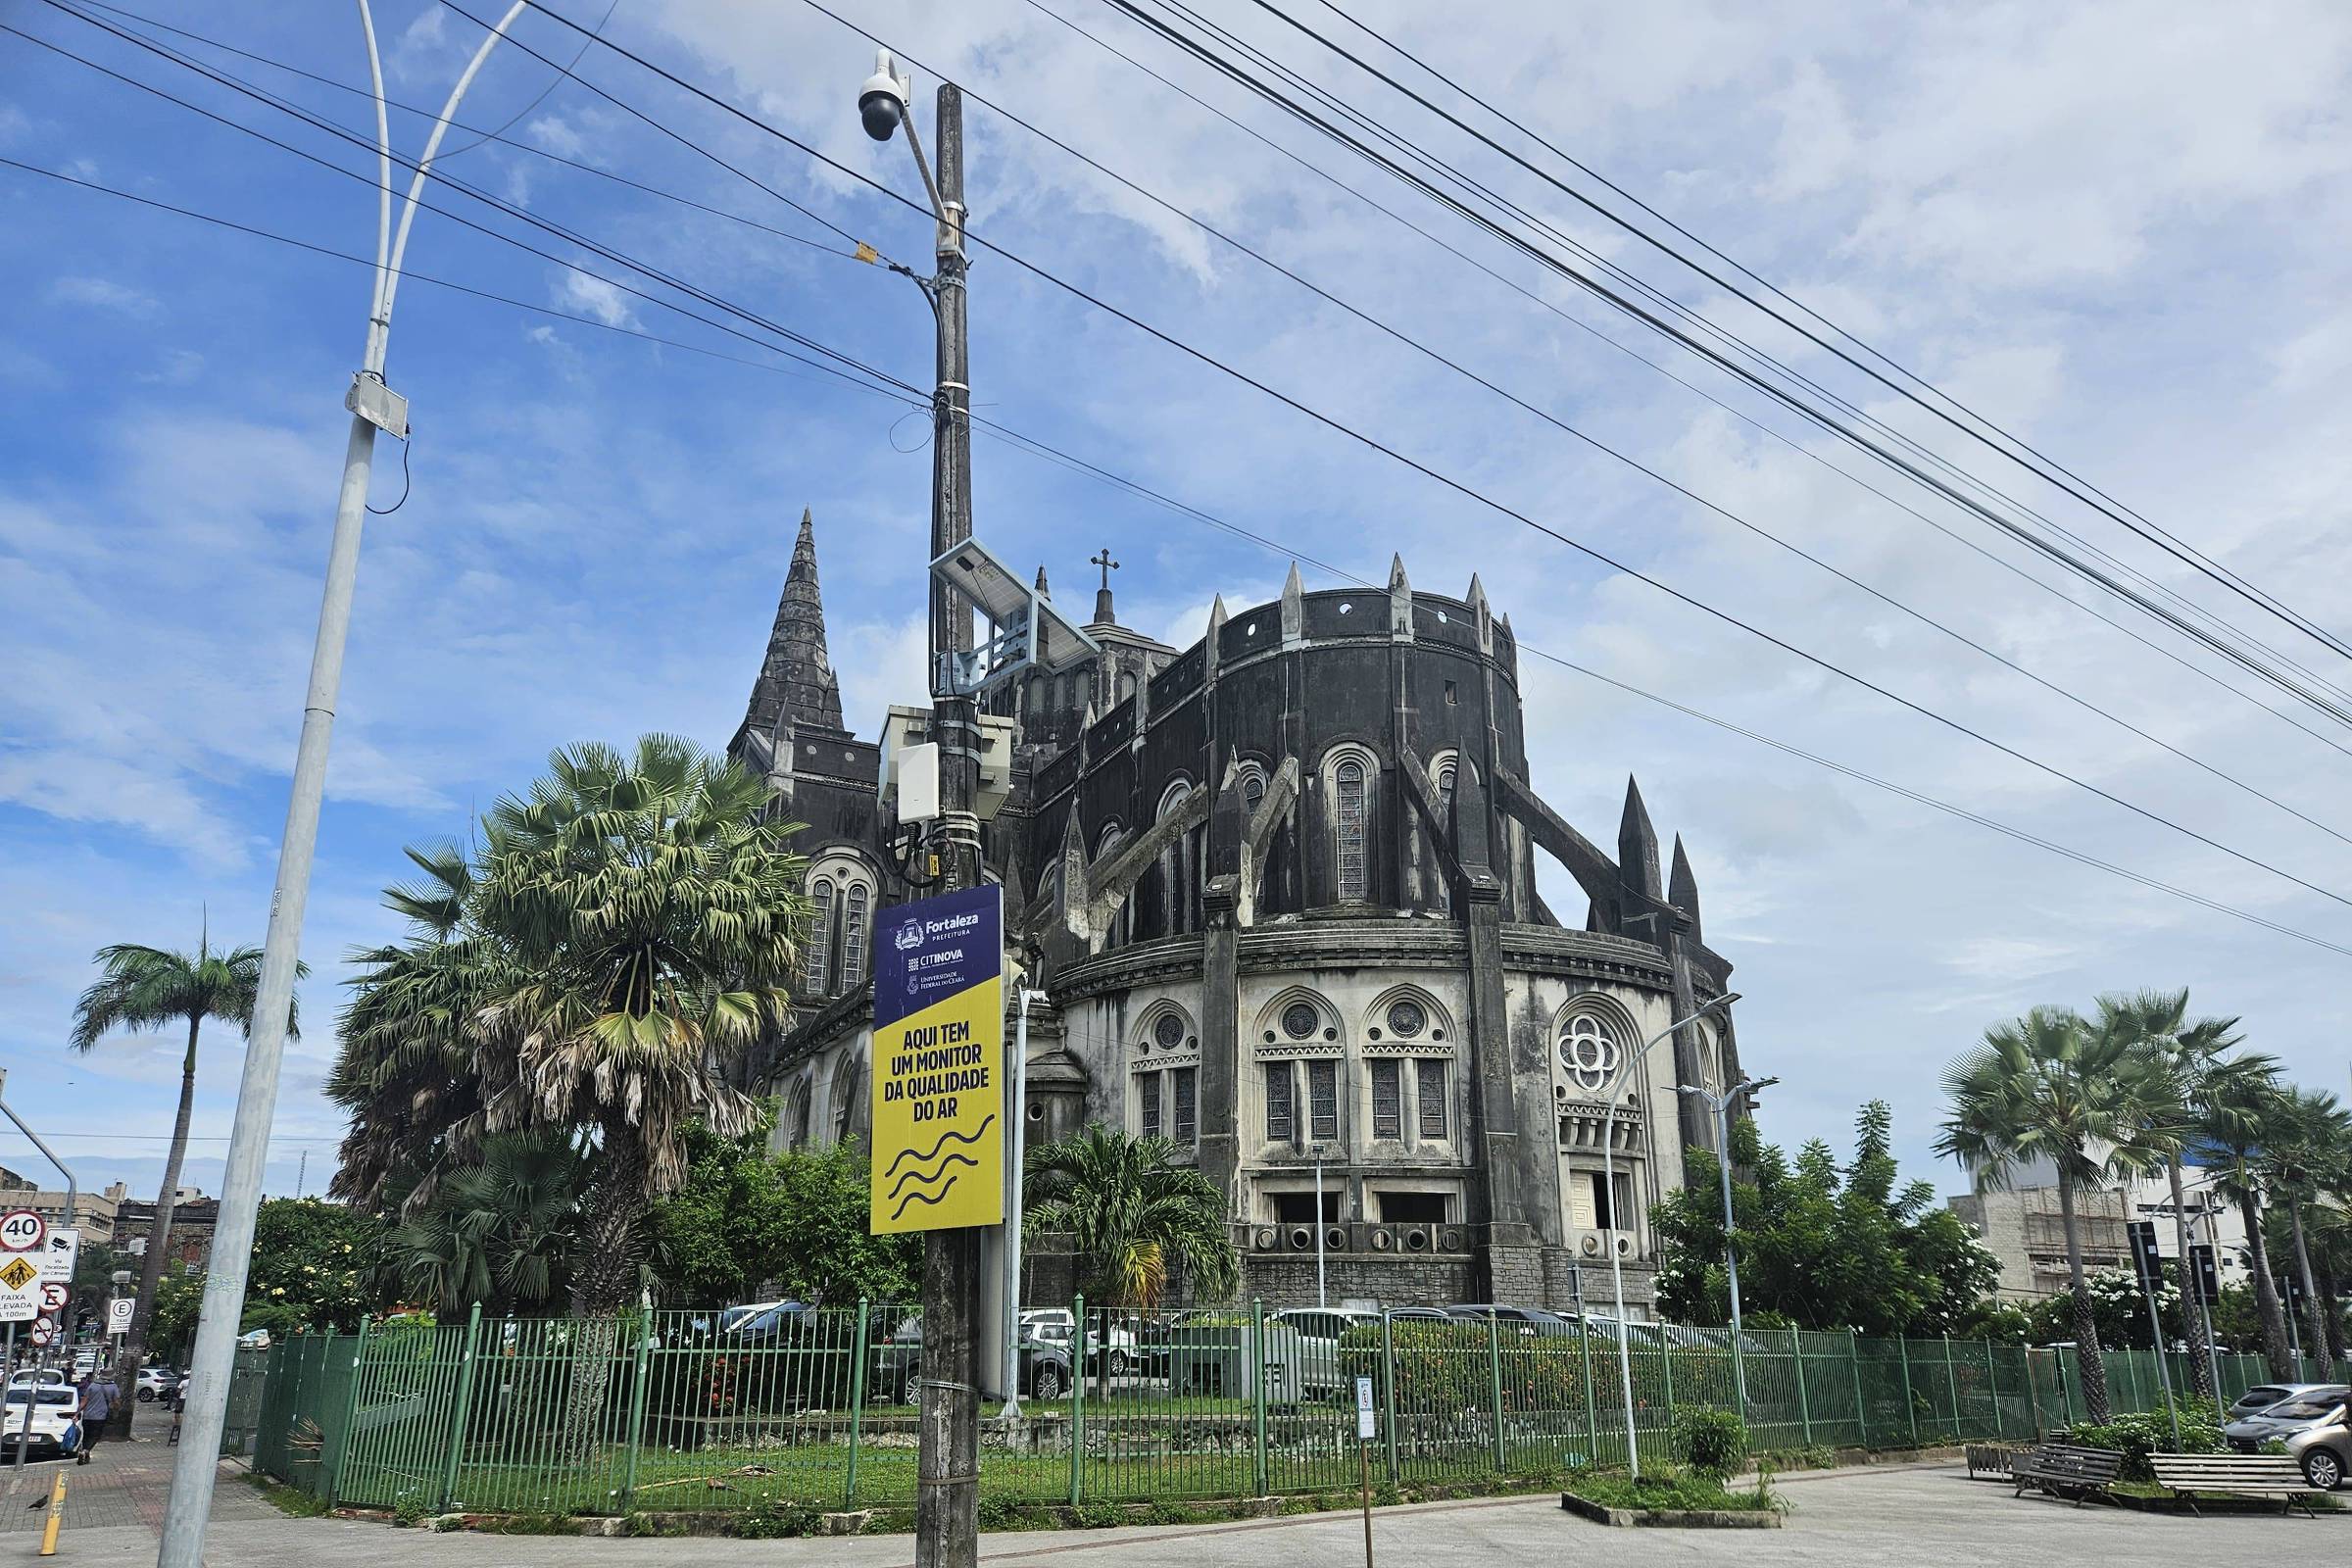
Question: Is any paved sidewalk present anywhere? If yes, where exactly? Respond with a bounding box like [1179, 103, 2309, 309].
[0, 1430, 272, 1557]
[12, 1462, 2342, 1568]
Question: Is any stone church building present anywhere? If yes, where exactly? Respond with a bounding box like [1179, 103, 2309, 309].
[730, 513, 1745, 1315]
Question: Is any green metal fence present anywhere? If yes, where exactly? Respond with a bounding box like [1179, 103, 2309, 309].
[252, 1303, 2323, 1518]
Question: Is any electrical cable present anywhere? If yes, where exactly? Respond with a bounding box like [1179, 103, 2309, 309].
[365, 432, 414, 514]
[783, 0, 2352, 848]
[450, 1, 2352, 912]
[1248, 0, 2352, 672]
[432, 0, 619, 161]
[15, 10, 922, 404]
[1005, 0, 2352, 767]
[66, 0, 887, 269]
[1302, 0, 2352, 681]
[1101, 0, 2352, 728]
[10, 153, 2350, 959]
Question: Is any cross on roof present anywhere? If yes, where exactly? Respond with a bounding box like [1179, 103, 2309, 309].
[1090, 548, 1120, 592]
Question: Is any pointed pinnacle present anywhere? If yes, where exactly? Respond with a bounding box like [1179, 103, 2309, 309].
[1389, 553, 1409, 589]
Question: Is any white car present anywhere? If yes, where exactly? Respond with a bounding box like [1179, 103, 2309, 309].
[1019, 1309, 1141, 1376]
[137, 1366, 178, 1401]
[1272, 1308, 1384, 1396]
[0, 1384, 82, 1460]
[7, 1368, 70, 1389]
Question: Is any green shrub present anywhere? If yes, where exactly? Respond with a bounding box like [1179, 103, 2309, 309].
[391, 1492, 431, 1528]
[2063, 1408, 2224, 1483]
[1568, 1468, 1779, 1513]
[1071, 1501, 1124, 1530]
[1335, 1321, 1585, 1417]
[1671, 1406, 1749, 1482]
[730, 1496, 824, 1539]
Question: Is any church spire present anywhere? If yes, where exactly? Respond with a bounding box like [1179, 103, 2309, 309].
[744, 508, 847, 736]
[1668, 833, 1701, 943]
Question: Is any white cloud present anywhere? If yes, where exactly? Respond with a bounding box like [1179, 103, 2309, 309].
[557, 270, 638, 328]
[49, 276, 156, 316]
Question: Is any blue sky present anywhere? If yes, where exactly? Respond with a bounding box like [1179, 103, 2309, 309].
[4, 0, 2351, 1211]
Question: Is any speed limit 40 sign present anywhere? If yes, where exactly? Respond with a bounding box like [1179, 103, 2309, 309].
[0, 1209, 45, 1252]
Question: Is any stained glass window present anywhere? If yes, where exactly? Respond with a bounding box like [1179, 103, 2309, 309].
[1335, 759, 1368, 901]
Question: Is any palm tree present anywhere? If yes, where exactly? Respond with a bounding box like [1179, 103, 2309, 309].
[68, 930, 302, 1432]
[388, 1131, 586, 1315]
[1023, 1126, 1238, 1309]
[467, 736, 805, 1315]
[328, 839, 510, 1215]
[2093, 989, 2240, 1399]
[2262, 1086, 2350, 1380]
[2194, 1063, 2296, 1379]
[1936, 1005, 2180, 1424]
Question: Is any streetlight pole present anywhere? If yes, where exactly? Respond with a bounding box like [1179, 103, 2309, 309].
[858, 52, 980, 1568]
[1001, 987, 1046, 1419]
[1314, 1146, 1329, 1308]
[1676, 1073, 1778, 1416]
[1589, 993, 1740, 1480]
[154, 8, 525, 1565]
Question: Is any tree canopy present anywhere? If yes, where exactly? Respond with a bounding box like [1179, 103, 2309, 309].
[1652, 1101, 1998, 1336]
[648, 1122, 919, 1306]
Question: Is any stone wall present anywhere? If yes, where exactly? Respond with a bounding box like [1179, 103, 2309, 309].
[1241, 1254, 1476, 1309]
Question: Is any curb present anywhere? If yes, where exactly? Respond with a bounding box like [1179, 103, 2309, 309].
[1558, 1491, 1782, 1529]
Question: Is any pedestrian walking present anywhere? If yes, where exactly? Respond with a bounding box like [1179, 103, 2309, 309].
[75, 1372, 114, 1465]
[170, 1373, 190, 1446]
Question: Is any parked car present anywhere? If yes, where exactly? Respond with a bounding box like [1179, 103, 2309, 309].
[1273, 1307, 1385, 1396]
[7, 1368, 70, 1388]
[875, 1315, 1072, 1405]
[1444, 1303, 1574, 1337]
[717, 1299, 793, 1336]
[1020, 1309, 1140, 1376]
[2226, 1385, 2349, 1490]
[137, 1366, 179, 1401]
[1382, 1306, 1452, 1324]
[0, 1384, 81, 1460]
[2226, 1382, 2336, 1423]
[236, 1329, 270, 1350]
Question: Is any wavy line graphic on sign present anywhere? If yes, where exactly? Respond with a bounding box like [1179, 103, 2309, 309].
[880, 1113, 998, 1180]
[885, 1153, 979, 1203]
[890, 1182, 958, 1223]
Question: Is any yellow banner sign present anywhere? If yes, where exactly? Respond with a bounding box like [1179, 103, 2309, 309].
[869, 886, 1004, 1233]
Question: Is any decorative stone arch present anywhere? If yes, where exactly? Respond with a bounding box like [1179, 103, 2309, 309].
[1359, 983, 1456, 1054]
[1132, 997, 1200, 1060]
[1550, 991, 1644, 1100]
[1095, 821, 1133, 945]
[1316, 741, 1383, 905]
[1252, 984, 1346, 1056]
[1232, 758, 1271, 817]
[1155, 775, 1201, 935]
[829, 1050, 864, 1145]
[806, 849, 879, 1000]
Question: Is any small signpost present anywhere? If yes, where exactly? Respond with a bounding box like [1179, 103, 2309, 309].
[107, 1298, 135, 1337]
[1355, 1375, 1377, 1568]
[37, 1229, 77, 1286]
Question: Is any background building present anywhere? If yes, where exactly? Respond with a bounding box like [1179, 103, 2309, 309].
[731, 515, 1751, 1313]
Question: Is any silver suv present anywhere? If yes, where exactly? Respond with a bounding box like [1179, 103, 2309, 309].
[2225, 1385, 2349, 1492]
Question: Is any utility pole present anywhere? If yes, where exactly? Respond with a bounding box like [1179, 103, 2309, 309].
[154, 8, 524, 1565]
[859, 55, 981, 1568]
[1677, 1072, 1777, 1417]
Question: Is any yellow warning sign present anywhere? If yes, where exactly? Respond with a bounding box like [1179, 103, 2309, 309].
[0, 1257, 36, 1292]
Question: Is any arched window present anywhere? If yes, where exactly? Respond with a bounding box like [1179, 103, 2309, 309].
[842, 883, 871, 988]
[831, 1054, 861, 1143]
[783, 1078, 812, 1146]
[1241, 766, 1267, 818]
[1118, 670, 1137, 703]
[806, 878, 836, 998]
[1334, 758, 1369, 902]
[1157, 781, 1195, 935]
[1557, 1013, 1621, 1096]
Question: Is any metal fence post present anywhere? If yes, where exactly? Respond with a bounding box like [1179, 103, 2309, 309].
[846, 1299, 870, 1509]
[1790, 1327, 1813, 1446]
[1983, 1340, 2000, 1441]
[1250, 1298, 1269, 1497]
[1067, 1291, 1085, 1506]
[1941, 1334, 1962, 1438]
[1849, 1328, 1868, 1447]
[1896, 1338, 1918, 1448]
[438, 1305, 483, 1513]
[1486, 1315, 1507, 1472]
[619, 1301, 656, 1508]
[1380, 1312, 1400, 1488]
[1577, 1319, 1597, 1465]
[327, 1320, 372, 1506]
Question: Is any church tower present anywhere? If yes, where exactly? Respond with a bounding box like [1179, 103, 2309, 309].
[743, 509, 846, 736]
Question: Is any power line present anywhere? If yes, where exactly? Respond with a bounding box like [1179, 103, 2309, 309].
[1102, 0, 2352, 730]
[1006, 0, 2352, 768]
[12, 156, 2351, 962]
[17, 9, 921, 403]
[1247, 0, 2352, 673]
[783, 1, 2352, 851]
[467, 2, 2352, 913]
[70, 0, 882, 267]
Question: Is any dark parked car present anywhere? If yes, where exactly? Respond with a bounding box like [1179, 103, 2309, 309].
[1444, 1303, 1574, 1336]
[873, 1315, 1073, 1405]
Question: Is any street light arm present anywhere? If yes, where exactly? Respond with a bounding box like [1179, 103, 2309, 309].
[899, 104, 949, 230]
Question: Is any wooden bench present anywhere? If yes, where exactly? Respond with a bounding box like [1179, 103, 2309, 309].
[1964, 1443, 2025, 1481]
[2149, 1453, 2324, 1518]
[2007, 1444, 2124, 1506]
